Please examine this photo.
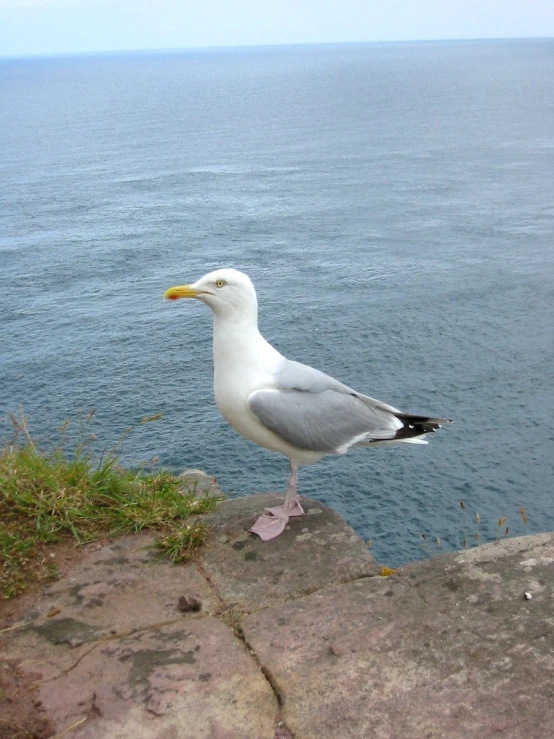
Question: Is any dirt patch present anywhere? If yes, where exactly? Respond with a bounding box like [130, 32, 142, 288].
[0, 538, 109, 630]
[0, 660, 54, 739]
[0, 537, 111, 738]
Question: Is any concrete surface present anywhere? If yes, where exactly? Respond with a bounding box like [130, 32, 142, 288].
[1, 489, 553, 738]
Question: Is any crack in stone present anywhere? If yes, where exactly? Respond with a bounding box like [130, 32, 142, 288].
[194, 560, 227, 612]
[199, 567, 380, 621]
[288, 568, 379, 605]
[234, 623, 297, 738]
[32, 641, 103, 689]
[193, 557, 381, 738]
[195, 560, 295, 737]
[236, 625, 284, 708]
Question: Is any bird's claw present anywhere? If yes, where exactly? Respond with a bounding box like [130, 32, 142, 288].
[250, 500, 305, 541]
[249, 513, 288, 541]
[264, 501, 305, 518]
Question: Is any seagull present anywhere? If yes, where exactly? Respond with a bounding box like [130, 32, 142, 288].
[164, 268, 451, 541]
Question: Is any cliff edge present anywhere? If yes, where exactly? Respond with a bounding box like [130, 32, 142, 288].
[1, 489, 553, 738]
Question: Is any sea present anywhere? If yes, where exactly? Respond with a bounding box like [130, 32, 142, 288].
[1, 39, 553, 566]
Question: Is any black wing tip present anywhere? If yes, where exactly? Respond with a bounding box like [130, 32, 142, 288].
[393, 414, 453, 440]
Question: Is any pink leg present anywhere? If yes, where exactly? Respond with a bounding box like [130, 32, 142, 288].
[250, 464, 304, 541]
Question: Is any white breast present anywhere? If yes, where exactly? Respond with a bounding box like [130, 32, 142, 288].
[211, 318, 323, 465]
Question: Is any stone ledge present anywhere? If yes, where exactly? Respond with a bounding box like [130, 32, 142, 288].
[199, 493, 380, 613]
[1, 487, 552, 739]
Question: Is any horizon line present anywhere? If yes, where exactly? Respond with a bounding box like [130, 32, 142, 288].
[1, 34, 552, 62]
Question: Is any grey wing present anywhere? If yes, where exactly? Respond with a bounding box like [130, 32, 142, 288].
[278, 359, 403, 414]
[248, 359, 403, 453]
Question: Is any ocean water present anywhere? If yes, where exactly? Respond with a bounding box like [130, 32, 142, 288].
[1, 40, 553, 566]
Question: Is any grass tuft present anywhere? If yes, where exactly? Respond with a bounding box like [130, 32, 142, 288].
[155, 524, 210, 564]
[0, 411, 222, 599]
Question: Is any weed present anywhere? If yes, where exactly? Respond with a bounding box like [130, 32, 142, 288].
[420, 502, 529, 557]
[0, 411, 222, 599]
[155, 524, 210, 564]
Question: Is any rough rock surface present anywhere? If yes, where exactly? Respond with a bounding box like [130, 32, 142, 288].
[200, 492, 379, 612]
[177, 469, 222, 499]
[1, 490, 553, 739]
[243, 530, 554, 738]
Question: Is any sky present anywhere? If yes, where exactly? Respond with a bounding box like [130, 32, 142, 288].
[0, 0, 553, 58]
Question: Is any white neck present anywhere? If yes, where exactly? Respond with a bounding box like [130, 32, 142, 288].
[212, 312, 282, 374]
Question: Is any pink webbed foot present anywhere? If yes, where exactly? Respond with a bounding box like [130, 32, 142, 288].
[264, 500, 305, 518]
[250, 464, 303, 541]
[249, 500, 305, 541]
[249, 513, 288, 541]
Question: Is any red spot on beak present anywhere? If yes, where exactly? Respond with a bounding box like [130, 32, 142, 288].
[169, 295, 178, 300]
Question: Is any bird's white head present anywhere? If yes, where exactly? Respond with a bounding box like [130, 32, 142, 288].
[164, 268, 258, 322]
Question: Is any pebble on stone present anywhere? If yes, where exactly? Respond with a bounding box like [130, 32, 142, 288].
[178, 595, 202, 612]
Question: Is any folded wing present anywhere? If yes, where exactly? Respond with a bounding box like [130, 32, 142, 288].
[248, 385, 404, 453]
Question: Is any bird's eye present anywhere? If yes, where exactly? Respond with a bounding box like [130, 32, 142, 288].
[215, 279, 226, 288]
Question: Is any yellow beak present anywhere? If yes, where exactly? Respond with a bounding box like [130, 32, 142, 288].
[164, 285, 201, 301]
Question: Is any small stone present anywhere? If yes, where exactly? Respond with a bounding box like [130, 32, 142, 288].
[524, 591, 532, 600]
[178, 595, 202, 613]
